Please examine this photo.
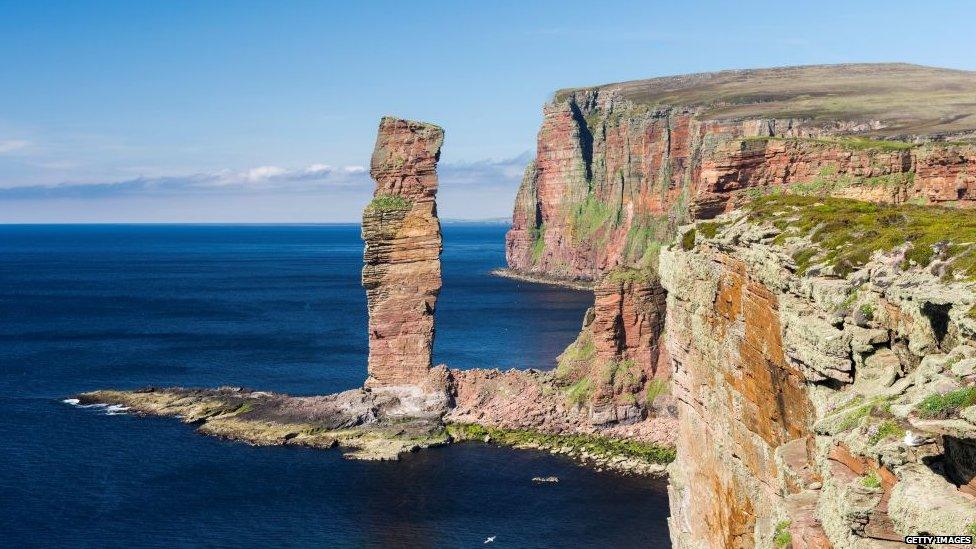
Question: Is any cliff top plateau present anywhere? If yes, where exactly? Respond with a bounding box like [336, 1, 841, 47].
[556, 63, 976, 137]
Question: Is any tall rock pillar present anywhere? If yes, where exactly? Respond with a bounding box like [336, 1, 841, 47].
[361, 117, 445, 390]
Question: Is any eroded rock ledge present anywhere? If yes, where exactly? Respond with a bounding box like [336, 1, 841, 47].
[663, 195, 976, 548]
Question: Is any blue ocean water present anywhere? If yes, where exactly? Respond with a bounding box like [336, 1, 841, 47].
[0, 224, 671, 548]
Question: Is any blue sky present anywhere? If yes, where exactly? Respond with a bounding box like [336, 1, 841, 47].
[1, 0, 974, 222]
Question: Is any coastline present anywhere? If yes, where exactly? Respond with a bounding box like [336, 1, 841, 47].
[490, 268, 595, 291]
[71, 387, 672, 477]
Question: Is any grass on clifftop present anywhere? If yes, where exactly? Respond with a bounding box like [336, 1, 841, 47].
[915, 387, 976, 419]
[743, 135, 916, 152]
[366, 194, 412, 212]
[745, 194, 976, 278]
[445, 423, 676, 465]
[605, 266, 658, 284]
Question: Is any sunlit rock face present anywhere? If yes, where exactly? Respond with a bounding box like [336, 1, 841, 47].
[507, 65, 976, 283]
[661, 203, 976, 548]
[362, 116, 445, 391]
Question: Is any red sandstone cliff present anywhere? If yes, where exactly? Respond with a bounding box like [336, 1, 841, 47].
[663, 200, 976, 547]
[554, 269, 670, 424]
[506, 64, 976, 282]
[362, 117, 445, 390]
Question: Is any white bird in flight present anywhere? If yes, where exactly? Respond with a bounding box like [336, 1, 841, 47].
[484, 535, 496, 544]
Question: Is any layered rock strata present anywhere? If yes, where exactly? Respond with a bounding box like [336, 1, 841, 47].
[551, 269, 671, 425]
[362, 116, 445, 390]
[662, 197, 976, 548]
[75, 115, 676, 473]
[506, 64, 976, 282]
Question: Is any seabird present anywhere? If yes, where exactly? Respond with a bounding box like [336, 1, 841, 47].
[903, 429, 924, 446]
[484, 536, 496, 544]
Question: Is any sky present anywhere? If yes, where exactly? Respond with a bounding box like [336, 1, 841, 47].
[1, 0, 975, 223]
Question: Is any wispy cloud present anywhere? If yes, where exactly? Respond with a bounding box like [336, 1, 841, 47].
[0, 153, 533, 200]
[0, 140, 29, 154]
[439, 152, 532, 187]
[0, 163, 370, 199]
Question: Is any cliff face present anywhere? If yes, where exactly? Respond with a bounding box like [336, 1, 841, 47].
[553, 269, 670, 425]
[362, 116, 446, 390]
[507, 64, 976, 282]
[662, 196, 976, 548]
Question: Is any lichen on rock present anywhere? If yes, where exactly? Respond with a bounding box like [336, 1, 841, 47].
[661, 198, 976, 547]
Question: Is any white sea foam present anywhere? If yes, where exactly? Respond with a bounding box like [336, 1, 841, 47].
[62, 398, 130, 415]
[105, 404, 130, 415]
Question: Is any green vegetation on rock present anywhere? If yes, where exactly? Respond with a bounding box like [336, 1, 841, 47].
[681, 229, 696, 251]
[915, 387, 976, 419]
[746, 135, 915, 152]
[868, 420, 905, 445]
[366, 194, 412, 212]
[565, 378, 594, 407]
[569, 194, 616, 244]
[530, 224, 547, 264]
[622, 214, 668, 269]
[746, 194, 976, 278]
[773, 520, 792, 548]
[555, 332, 595, 381]
[605, 266, 658, 285]
[861, 471, 882, 489]
[445, 423, 676, 465]
[645, 378, 669, 406]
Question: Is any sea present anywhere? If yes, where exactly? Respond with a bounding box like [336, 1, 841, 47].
[0, 223, 671, 548]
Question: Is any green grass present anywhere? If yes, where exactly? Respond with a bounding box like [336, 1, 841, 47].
[445, 423, 676, 464]
[744, 136, 916, 152]
[861, 471, 882, 489]
[366, 194, 411, 212]
[968, 522, 976, 536]
[605, 266, 658, 284]
[792, 247, 818, 275]
[746, 194, 976, 279]
[569, 194, 616, 243]
[868, 420, 905, 445]
[555, 332, 596, 381]
[838, 403, 872, 430]
[697, 221, 719, 239]
[773, 520, 792, 548]
[915, 387, 976, 419]
[681, 229, 696, 251]
[858, 303, 875, 321]
[530, 224, 547, 264]
[645, 378, 669, 406]
[622, 214, 668, 268]
[565, 378, 594, 407]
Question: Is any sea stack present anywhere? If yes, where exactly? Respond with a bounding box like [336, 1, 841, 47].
[361, 116, 445, 390]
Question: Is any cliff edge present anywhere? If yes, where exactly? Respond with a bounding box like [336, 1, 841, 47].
[506, 63, 976, 282]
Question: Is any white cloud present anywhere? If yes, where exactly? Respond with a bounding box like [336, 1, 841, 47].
[305, 163, 333, 175]
[0, 153, 533, 201]
[0, 140, 29, 154]
[244, 165, 288, 182]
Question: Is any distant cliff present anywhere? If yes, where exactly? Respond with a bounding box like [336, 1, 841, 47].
[506, 63, 976, 282]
